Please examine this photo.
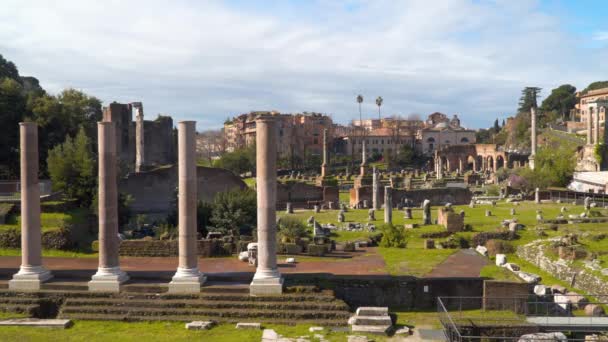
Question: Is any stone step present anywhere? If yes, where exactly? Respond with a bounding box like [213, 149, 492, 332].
[58, 312, 349, 326]
[349, 315, 393, 326]
[58, 305, 351, 320]
[62, 298, 349, 311]
[351, 324, 392, 335]
[355, 307, 389, 317]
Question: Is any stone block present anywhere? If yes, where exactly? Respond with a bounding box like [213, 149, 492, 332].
[533, 285, 549, 296]
[424, 239, 435, 249]
[519, 332, 567, 342]
[351, 325, 391, 335]
[355, 307, 389, 316]
[495, 254, 507, 266]
[475, 245, 488, 256]
[566, 292, 588, 309]
[0, 318, 72, 328]
[550, 285, 567, 294]
[250, 276, 284, 295]
[186, 321, 215, 330]
[236, 322, 262, 329]
[585, 304, 605, 317]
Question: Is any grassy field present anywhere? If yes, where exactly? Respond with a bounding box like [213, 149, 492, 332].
[0, 207, 89, 232]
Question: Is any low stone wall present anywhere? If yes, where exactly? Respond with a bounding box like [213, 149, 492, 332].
[117, 239, 232, 257]
[350, 187, 472, 208]
[517, 240, 608, 294]
[285, 275, 483, 309]
[277, 182, 324, 207]
[483, 280, 530, 313]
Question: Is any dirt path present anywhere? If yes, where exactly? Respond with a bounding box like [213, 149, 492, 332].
[425, 249, 487, 278]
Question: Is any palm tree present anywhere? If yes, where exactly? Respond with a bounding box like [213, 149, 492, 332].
[376, 96, 383, 120]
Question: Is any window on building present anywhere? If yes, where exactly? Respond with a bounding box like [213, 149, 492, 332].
[445, 140, 450, 144]
[460, 137, 469, 143]
[427, 137, 435, 143]
[313, 138, 318, 144]
[429, 143, 434, 150]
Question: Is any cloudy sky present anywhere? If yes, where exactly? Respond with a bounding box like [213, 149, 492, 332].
[2, 0, 608, 129]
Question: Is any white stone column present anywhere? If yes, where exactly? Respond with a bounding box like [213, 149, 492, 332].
[134, 103, 145, 173]
[372, 167, 379, 210]
[360, 139, 367, 176]
[594, 106, 600, 146]
[587, 109, 593, 145]
[437, 158, 443, 180]
[169, 121, 206, 293]
[89, 122, 128, 292]
[384, 186, 392, 224]
[9, 122, 52, 291]
[250, 115, 283, 295]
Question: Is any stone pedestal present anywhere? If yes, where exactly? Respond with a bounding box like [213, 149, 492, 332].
[169, 121, 206, 293]
[384, 186, 392, 224]
[9, 123, 52, 291]
[250, 116, 283, 295]
[89, 122, 128, 292]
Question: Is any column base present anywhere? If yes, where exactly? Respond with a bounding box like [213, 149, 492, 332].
[9, 266, 53, 291]
[250, 270, 283, 296]
[168, 267, 206, 293]
[88, 267, 129, 292]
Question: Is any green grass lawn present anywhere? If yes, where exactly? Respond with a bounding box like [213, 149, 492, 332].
[379, 247, 455, 276]
[0, 320, 400, 342]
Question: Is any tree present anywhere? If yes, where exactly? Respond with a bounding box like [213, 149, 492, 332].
[518, 87, 541, 113]
[375, 96, 383, 120]
[395, 145, 415, 166]
[212, 145, 255, 175]
[582, 81, 608, 94]
[493, 119, 500, 133]
[541, 84, 577, 121]
[0, 78, 27, 178]
[277, 216, 309, 243]
[210, 188, 257, 235]
[356, 94, 363, 124]
[47, 126, 96, 207]
[0, 54, 19, 82]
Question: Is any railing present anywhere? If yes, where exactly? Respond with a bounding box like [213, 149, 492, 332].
[438, 295, 608, 341]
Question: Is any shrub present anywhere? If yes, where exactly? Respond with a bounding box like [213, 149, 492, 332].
[343, 242, 355, 252]
[41, 228, 73, 250]
[485, 239, 515, 256]
[278, 216, 309, 243]
[421, 231, 453, 239]
[0, 203, 15, 224]
[439, 236, 469, 249]
[285, 243, 302, 254]
[210, 188, 256, 235]
[379, 224, 406, 248]
[308, 244, 325, 256]
[0, 228, 20, 248]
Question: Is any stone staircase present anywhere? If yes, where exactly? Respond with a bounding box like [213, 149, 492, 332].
[0, 282, 351, 326]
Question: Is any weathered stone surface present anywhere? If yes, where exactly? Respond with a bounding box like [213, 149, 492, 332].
[585, 304, 605, 317]
[236, 322, 262, 329]
[495, 254, 507, 266]
[475, 245, 488, 256]
[356, 307, 389, 316]
[0, 318, 72, 328]
[518, 240, 608, 296]
[185, 321, 215, 330]
[519, 332, 567, 342]
[533, 285, 548, 296]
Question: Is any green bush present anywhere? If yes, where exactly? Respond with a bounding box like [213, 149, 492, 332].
[343, 242, 355, 252]
[379, 224, 407, 248]
[284, 243, 302, 254]
[0, 203, 14, 224]
[91, 240, 99, 252]
[41, 228, 73, 250]
[0, 228, 20, 248]
[278, 216, 309, 243]
[308, 244, 325, 256]
[210, 188, 257, 235]
[41, 200, 78, 213]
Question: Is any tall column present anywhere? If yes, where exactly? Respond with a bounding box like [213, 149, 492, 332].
[587, 108, 593, 145]
[89, 122, 128, 292]
[529, 107, 537, 170]
[372, 167, 379, 210]
[384, 186, 392, 224]
[594, 106, 600, 146]
[169, 121, 205, 293]
[9, 123, 52, 291]
[458, 159, 463, 174]
[437, 158, 443, 180]
[360, 139, 367, 176]
[134, 103, 145, 173]
[603, 107, 608, 144]
[321, 128, 328, 177]
[250, 116, 283, 295]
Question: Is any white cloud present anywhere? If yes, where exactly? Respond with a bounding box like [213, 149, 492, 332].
[0, 0, 605, 129]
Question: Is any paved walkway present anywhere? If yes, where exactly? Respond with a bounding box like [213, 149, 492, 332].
[425, 249, 487, 278]
[0, 248, 388, 281]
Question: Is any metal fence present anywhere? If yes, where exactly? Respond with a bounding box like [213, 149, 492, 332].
[438, 295, 608, 341]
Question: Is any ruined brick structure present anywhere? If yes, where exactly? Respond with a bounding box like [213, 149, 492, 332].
[434, 144, 529, 173]
[102, 102, 176, 173]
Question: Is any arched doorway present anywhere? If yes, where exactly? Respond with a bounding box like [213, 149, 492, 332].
[496, 155, 505, 170]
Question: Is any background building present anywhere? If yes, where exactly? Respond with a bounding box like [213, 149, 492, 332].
[223, 111, 333, 159]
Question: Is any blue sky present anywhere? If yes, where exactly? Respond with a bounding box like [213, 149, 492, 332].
[2, 0, 608, 129]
